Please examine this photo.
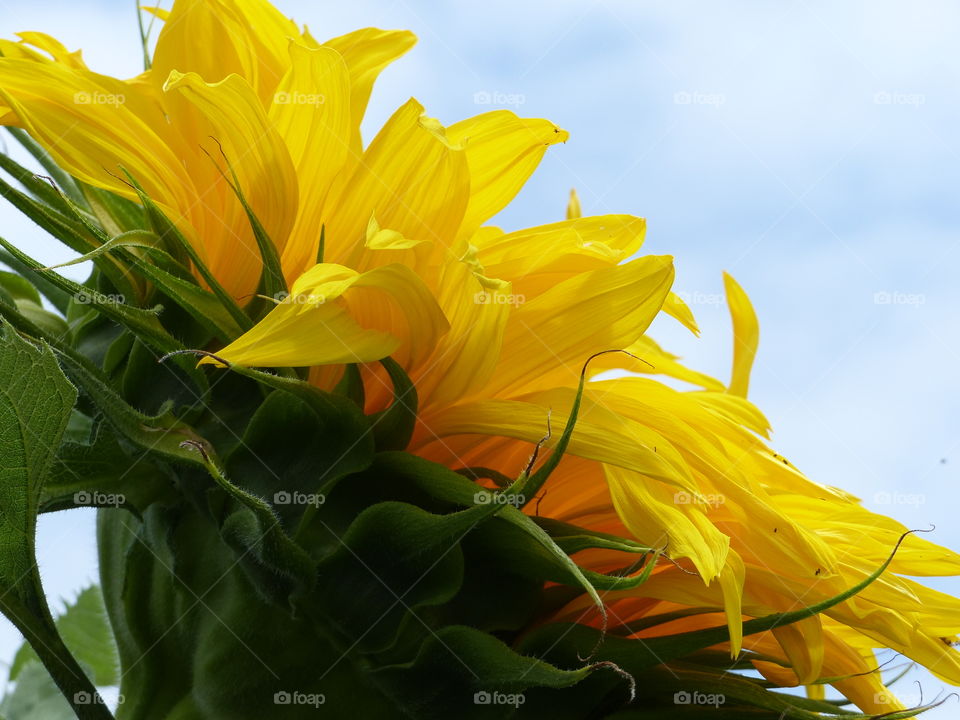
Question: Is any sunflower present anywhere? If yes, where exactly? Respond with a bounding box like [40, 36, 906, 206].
[1, 0, 958, 715]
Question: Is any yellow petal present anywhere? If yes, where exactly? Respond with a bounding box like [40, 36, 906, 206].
[596, 336, 726, 391]
[325, 98, 469, 267]
[485, 255, 674, 396]
[772, 616, 824, 684]
[446, 110, 568, 236]
[662, 291, 700, 335]
[365, 215, 429, 251]
[473, 214, 646, 299]
[566, 188, 581, 220]
[13, 32, 88, 70]
[723, 271, 759, 398]
[0, 59, 192, 218]
[414, 262, 511, 410]
[604, 464, 730, 583]
[269, 42, 352, 280]
[164, 71, 299, 299]
[213, 263, 448, 368]
[320, 27, 417, 149]
[152, 0, 300, 105]
[140, 6, 170, 22]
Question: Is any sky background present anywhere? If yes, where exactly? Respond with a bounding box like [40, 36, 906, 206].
[1, 0, 959, 715]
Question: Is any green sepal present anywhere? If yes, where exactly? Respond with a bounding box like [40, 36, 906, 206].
[120, 169, 252, 333]
[370, 357, 418, 451]
[6, 127, 85, 205]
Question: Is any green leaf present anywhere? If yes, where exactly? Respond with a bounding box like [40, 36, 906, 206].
[531, 517, 655, 555]
[0, 148, 74, 213]
[309, 501, 469, 654]
[521, 530, 920, 698]
[0, 172, 138, 302]
[43, 230, 160, 271]
[515, 350, 608, 503]
[0, 322, 112, 719]
[0, 171, 95, 257]
[0, 248, 73, 314]
[120, 170, 251, 333]
[40, 422, 170, 515]
[0, 273, 68, 339]
[11, 586, 119, 687]
[225, 390, 374, 528]
[370, 357, 418, 451]
[333, 363, 365, 409]
[0, 234, 179, 355]
[211, 152, 287, 303]
[373, 625, 592, 720]
[55, 349, 211, 467]
[0, 662, 75, 720]
[11, 300, 69, 341]
[185, 442, 317, 609]
[373, 453, 611, 617]
[80, 183, 145, 237]
[6, 127, 85, 205]
[0, 296, 212, 474]
[126, 252, 245, 342]
[0, 321, 76, 614]
[0, 270, 42, 305]
[469, 515, 657, 592]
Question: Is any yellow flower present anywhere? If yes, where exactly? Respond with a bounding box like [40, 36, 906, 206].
[3, 0, 959, 712]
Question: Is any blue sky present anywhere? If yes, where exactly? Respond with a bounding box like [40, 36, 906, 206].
[2, 0, 959, 714]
